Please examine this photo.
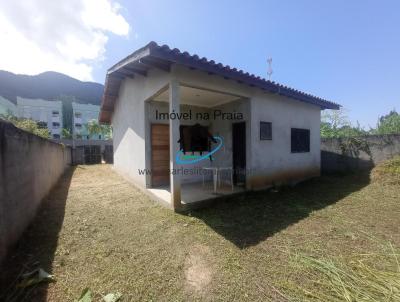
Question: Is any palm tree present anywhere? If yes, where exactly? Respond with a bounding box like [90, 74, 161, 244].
[86, 119, 112, 139]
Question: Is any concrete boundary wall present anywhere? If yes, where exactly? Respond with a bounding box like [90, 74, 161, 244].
[321, 134, 400, 173]
[0, 120, 71, 263]
[51, 139, 113, 165]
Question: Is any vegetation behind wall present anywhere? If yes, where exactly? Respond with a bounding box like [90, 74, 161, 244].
[321, 108, 400, 138]
[0, 113, 50, 138]
[320, 108, 400, 173]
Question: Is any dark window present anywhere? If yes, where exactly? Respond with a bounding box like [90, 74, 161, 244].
[53, 134, 60, 139]
[179, 124, 212, 153]
[75, 123, 82, 128]
[260, 122, 272, 140]
[75, 112, 82, 118]
[52, 110, 59, 116]
[37, 121, 47, 129]
[291, 128, 310, 153]
[52, 122, 60, 128]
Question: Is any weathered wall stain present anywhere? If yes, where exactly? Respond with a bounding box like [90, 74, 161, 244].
[248, 167, 320, 190]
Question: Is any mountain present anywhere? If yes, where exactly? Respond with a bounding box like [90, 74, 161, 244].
[0, 70, 104, 105]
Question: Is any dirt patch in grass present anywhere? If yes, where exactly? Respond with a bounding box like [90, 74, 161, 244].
[184, 244, 214, 296]
[1, 163, 399, 301]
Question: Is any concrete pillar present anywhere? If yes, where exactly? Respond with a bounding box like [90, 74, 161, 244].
[169, 79, 182, 210]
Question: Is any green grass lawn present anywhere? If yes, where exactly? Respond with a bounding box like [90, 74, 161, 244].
[1, 158, 399, 301]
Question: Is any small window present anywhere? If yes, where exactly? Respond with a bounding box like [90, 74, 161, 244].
[75, 112, 82, 118]
[260, 122, 272, 140]
[37, 121, 47, 129]
[52, 122, 60, 128]
[98, 135, 101, 139]
[75, 123, 82, 129]
[52, 110, 59, 116]
[87, 135, 90, 140]
[291, 128, 310, 153]
[53, 134, 60, 139]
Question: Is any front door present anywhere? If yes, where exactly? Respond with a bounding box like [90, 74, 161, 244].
[232, 122, 246, 185]
[151, 124, 170, 187]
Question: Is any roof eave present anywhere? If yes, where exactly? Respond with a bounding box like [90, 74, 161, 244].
[99, 42, 341, 123]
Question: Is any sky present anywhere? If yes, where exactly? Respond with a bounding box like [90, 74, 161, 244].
[0, 0, 399, 127]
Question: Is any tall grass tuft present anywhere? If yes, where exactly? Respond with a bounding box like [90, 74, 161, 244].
[293, 244, 400, 302]
[371, 156, 400, 184]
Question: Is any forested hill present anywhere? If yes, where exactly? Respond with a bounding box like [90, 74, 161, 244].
[0, 70, 104, 105]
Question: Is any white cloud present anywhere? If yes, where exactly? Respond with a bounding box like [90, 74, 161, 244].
[0, 0, 130, 81]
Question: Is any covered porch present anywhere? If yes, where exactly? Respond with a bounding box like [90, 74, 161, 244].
[148, 181, 246, 208]
[145, 80, 250, 210]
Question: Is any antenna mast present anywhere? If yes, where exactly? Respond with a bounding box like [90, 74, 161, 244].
[267, 58, 273, 81]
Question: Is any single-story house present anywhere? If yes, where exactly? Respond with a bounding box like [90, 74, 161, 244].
[99, 41, 340, 210]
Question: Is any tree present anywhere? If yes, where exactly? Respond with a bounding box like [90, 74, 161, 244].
[86, 119, 112, 139]
[0, 113, 50, 139]
[321, 108, 367, 138]
[321, 109, 349, 138]
[61, 128, 72, 139]
[374, 110, 400, 135]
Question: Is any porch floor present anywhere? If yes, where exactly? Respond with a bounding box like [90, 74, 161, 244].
[148, 181, 246, 205]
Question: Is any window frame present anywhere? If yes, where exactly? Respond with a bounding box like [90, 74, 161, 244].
[260, 121, 272, 140]
[290, 128, 310, 153]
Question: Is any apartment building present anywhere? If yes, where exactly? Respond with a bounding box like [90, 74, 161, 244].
[0, 96, 17, 116]
[72, 102, 102, 140]
[17, 97, 63, 139]
[0, 96, 104, 140]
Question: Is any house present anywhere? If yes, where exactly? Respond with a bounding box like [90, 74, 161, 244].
[72, 102, 102, 140]
[99, 41, 340, 210]
[17, 97, 63, 139]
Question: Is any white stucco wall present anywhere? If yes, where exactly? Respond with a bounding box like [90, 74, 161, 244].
[112, 64, 322, 192]
[248, 92, 321, 189]
[172, 66, 322, 189]
[112, 68, 170, 186]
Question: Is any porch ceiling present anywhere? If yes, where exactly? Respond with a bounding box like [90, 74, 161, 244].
[153, 85, 242, 107]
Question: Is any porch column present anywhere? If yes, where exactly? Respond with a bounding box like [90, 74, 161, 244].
[169, 79, 181, 210]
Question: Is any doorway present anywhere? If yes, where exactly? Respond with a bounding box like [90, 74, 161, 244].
[232, 122, 246, 185]
[151, 124, 170, 187]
